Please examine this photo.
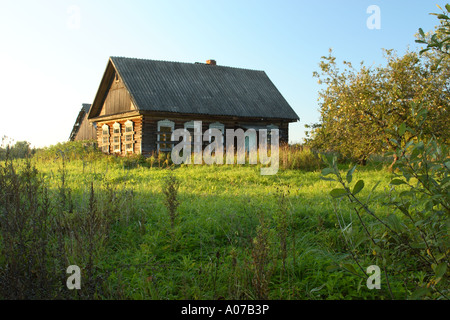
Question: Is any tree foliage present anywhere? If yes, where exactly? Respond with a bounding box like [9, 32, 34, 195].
[416, 4, 450, 58]
[0, 137, 34, 160]
[306, 48, 449, 164]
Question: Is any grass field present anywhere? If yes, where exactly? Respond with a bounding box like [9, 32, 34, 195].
[30, 151, 405, 298]
[0, 144, 442, 300]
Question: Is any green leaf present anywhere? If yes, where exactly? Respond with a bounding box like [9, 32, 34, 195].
[321, 167, 334, 176]
[398, 122, 406, 136]
[418, 28, 425, 37]
[410, 147, 422, 160]
[326, 265, 339, 272]
[437, 14, 450, 20]
[346, 165, 356, 183]
[446, 4, 450, 12]
[371, 181, 381, 192]
[330, 188, 347, 198]
[434, 262, 447, 282]
[390, 179, 406, 185]
[352, 180, 364, 195]
[409, 287, 429, 300]
[343, 263, 358, 275]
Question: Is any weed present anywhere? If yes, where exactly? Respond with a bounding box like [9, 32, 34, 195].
[248, 210, 274, 299]
[162, 171, 180, 229]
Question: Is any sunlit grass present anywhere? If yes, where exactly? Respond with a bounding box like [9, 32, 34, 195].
[0, 150, 403, 300]
[28, 155, 396, 298]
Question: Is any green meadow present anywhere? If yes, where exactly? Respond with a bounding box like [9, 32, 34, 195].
[1, 144, 409, 300]
[1, 140, 447, 300]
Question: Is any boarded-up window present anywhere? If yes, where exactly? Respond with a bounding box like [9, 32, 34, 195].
[158, 119, 174, 152]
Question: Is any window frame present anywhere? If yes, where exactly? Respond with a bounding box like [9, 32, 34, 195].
[124, 120, 134, 153]
[208, 122, 225, 144]
[101, 124, 110, 154]
[112, 122, 121, 153]
[184, 121, 199, 144]
[157, 119, 175, 152]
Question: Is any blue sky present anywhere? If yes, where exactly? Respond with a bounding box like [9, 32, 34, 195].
[0, 0, 444, 147]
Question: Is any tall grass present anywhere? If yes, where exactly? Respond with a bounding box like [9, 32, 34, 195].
[279, 144, 324, 171]
[0, 149, 137, 299]
[0, 141, 405, 300]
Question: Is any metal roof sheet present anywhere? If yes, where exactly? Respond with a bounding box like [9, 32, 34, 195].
[109, 57, 299, 121]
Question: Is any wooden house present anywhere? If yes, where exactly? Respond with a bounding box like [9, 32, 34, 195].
[87, 57, 299, 156]
[69, 103, 97, 141]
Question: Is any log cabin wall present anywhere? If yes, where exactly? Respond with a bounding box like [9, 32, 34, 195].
[141, 113, 290, 156]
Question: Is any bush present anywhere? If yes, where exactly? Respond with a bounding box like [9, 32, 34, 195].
[322, 108, 449, 299]
[34, 140, 101, 162]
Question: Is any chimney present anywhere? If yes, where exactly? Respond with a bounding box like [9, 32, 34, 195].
[206, 59, 216, 66]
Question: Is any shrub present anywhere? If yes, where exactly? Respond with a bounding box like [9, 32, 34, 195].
[322, 108, 449, 299]
[34, 140, 101, 162]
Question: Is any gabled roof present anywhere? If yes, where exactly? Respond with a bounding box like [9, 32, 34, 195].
[88, 57, 299, 121]
[69, 104, 92, 141]
[81, 103, 91, 114]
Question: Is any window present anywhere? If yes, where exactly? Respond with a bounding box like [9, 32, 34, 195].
[184, 121, 200, 144]
[101, 124, 110, 154]
[208, 122, 225, 143]
[124, 120, 134, 152]
[157, 120, 175, 152]
[112, 122, 121, 153]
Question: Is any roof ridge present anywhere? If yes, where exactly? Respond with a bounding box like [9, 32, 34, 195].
[109, 56, 265, 73]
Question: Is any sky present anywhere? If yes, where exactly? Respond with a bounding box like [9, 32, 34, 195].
[0, 0, 444, 148]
